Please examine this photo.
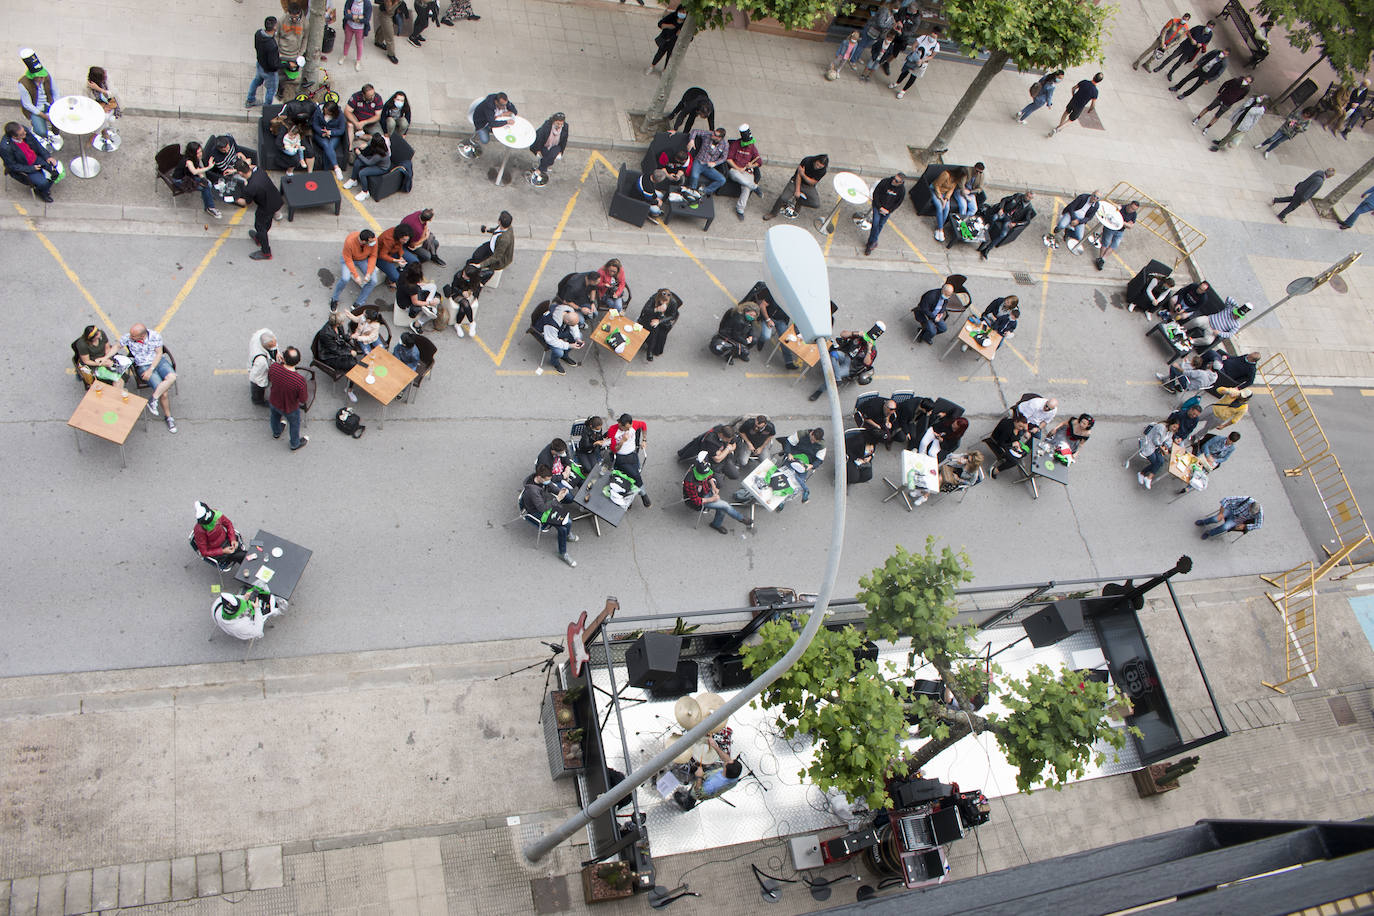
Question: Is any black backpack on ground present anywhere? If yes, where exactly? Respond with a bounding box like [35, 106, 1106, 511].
[335, 407, 365, 438]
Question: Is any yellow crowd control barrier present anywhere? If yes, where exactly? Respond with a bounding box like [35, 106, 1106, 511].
[1258, 353, 1331, 475]
[1259, 536, 1369, 692]
[1102, 181, 1207, 269]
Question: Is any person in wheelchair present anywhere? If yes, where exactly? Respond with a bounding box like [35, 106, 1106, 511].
[808, 322, 884, 401]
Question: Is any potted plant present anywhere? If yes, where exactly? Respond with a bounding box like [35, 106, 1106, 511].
[1133, 756, 1199, 797]
[543, 687, 589, 779]
[581, 860, 635, 904]
[550, 684, 584, 728]
[561, 728, 585, 769]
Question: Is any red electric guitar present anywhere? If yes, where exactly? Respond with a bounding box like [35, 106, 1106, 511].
[567, 596, 619, 677]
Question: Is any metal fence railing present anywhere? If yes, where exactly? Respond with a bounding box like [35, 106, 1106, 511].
[1103, 180, 1207, 269]
[1259, 353, 1332, 474]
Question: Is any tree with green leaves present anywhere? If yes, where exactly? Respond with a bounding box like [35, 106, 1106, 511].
[916, 0, 1114, 164]
[641, 0, 856, 130]
[741, 538, 1134, 810]
[1257, 0, 1374, 92]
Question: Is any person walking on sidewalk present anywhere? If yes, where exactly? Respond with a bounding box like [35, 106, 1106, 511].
[646, 6, 687, 74]
[268, 347, 311, 451]
[373, 0, 402, 64]
[1133, 12, 1191, 70]
[1049, 73, 1102, 138]
[864, 172, 906, 255]
[1193, 75, 1251, 131]
[888, 27, 941, 98]
[1170, 48, 1228, 100]
[244, 17, 281, 108]
[339, 0, 372, 72]
[235, 160, 283, 260]
[1339, 185, 1374, 229]
[1254, 107, 1314, 158]
[1272, 168, 1335, 223]
[1209, 94, 1267, 150]
[1156, 19, 1214, 79]
[1017, 69, 1063, 124]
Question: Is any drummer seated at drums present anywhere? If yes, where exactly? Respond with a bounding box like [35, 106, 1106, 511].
[671, 735, 743, 811]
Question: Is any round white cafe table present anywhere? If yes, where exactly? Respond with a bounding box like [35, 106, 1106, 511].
[1096, 199, 1124, 231]
[488, 115, 536, 187]
[48, 95, 107, 179]
[816, 171, 872, 235]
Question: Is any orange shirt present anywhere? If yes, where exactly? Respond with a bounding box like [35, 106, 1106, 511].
[341, 231, 379, 278]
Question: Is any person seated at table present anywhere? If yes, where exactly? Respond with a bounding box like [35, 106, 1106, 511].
[986, 413, 1031, 478]
[762, 153, 828, 222]
[275, 119, 315, 175]
[589, 258, 630, 312]
[73, 324, 132, 390]
[677, 423, 739, 469]
[857, 398, 901, 448]
[683, 452, 753, 535]
[1192, 430, 1240, 469]
[206, 134, 255, 199]
[807, 324, 884, 401]
[1166, 280, 1212, 321]
[556, 269, 601, 319]
[715, 301, 759, 363]
[312, 99, 347, 181]
[630, 167, 674, 218]
[212, 585, 285, 641]
[846, 433, 876, 484]
[382, 91, 411, 136]
[397, 261, 440, 334]
[978, 190, 1036, 260]
[0, 121, 61, 203]
[537, 437, 581, 496]
[1168, 402, 1205, 444]
[462, 90, 517, 157]
[442, 261, 484, 338]
[466, 211, 514, 275]
[639, 288, 682, 362]
[724, 415, 776, 479]
[1014, 394, 1058, 433]
[193, 500, 248, 565]
[609, 414, 652, 506]
[375, 223, 413, 290]
[1049, 414, 1094, 454]
[1181, 297, 1248, 348]
[521, 465, 578, 567]
[736, 282, 793, 362]
[933, 416, 968, 461]
[345, 83, 385, 152]
[392, 331, 422, 371]
[913, 282, 956, 345]
[313, 310, 364, 402]
[534, 305, 585, 374]
[980, 296, 1019, 340]
[1195, 496, 1262, 540]
[1045, 190, 1100, 249]
[1157, 354, 1217, 392]
[1127, 268, 1174, 315]
[953, 162, 986, 221]
[575, 415, 612, 471]
[120, 323, 179, 433]
[342, 132, 391, 202]
[1130, 417, 1181, 490]
[687, 125, 730, 197]
[781, 428, 826, 503]
[349, 306, 384, 354]
[939, 450, 985, 491]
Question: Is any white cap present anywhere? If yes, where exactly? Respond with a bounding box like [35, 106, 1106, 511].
[19, 48, 34, 58]
[739, 123, 750, 133]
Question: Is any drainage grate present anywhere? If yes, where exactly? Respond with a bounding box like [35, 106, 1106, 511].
[1012, 271, 1034, 286]
[1329, 696, 1356, 726]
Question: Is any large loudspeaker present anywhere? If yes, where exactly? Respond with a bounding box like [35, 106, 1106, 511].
[625, 633, 683, 689]
[1021, 598, 1085, 647]
[649, 659, 699, 698]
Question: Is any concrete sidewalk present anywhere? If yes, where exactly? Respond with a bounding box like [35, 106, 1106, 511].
[3, 574, 1373, 914]
[5, 0, 1372, 383]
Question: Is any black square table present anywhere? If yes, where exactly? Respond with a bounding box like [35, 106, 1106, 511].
[234, 530, 314, 600]
[572, 463, 636, 532]
[280, 172, 342, 221]
[1018, 434, 1071, 499]
[667, 194, 714, 231]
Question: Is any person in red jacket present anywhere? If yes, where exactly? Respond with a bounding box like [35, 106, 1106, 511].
[193, 501, 247, 564]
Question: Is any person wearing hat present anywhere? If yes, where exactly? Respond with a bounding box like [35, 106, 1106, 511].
[807, 324, 884, 401]
[724, 125, 763, 221]
[212, 586, 285, 641]
[192, 502, 248, 565]
[0, 121, 61, 203]
[16, 50, 61, 150]
[528, 113, 569, 187]
[683, 452, 753, 535]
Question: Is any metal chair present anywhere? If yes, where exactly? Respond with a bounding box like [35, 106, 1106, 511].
[309, 334, 349, 388]
[852, 392, 882, 429]
[402, 335, 438, 403]
[525, 300, 553, 372]
[189, 532, 237, 589]
[131, 345, 179, 396]
[155, 144, 192, 206]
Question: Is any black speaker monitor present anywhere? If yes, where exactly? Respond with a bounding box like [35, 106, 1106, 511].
[1021, 598, 1085, 647]
[625, 633, 683, 688]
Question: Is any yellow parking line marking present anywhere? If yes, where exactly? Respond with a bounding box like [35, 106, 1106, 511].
[1025, 197, 1060, 376]
[959, 376, 998, 382]
[13, 201, 119, 334]
[342, 180, 383, 233]
[1125, 379, 1158, 386]
[495, 369, 540, 376]
[589, 150, 620, 177]
[823, 227, 835, 258]
[656, 219, 735, 302]
[1361, 389, 1374, 396]
[873, 374, 911, 380]
[1049, 378, 1088, 384]
[626, 370, 689, 377]
[156, 207, 248, 333]
[745, 372, 802, 379]
[1304, 388, 1333, 396]
[888, 221, 944, 278]
[213, 368, 249, 375]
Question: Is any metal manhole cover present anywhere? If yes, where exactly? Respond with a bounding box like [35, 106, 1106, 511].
[1329, 695, 1356, 726]
[1012, 271, 1034, 286]
[531, 875, 570, 914]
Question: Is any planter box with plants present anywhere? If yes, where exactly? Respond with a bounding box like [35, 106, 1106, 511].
[542, 684, 589, 780]
[582, 860, 635, 904]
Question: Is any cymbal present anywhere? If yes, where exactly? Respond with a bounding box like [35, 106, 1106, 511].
[695, 692, 726, 719]
[674, 695, 703, 728]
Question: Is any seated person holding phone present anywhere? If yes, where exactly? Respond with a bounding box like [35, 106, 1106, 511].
[192, 500, 247, 565]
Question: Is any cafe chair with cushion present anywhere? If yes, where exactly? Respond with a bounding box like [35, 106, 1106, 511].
[525, 300, 554, 372]
[155, 144, 193, 206]
[402, 335, 438, 403]
[189, 531, 237, 588]
[852, 392, 882, 429]
[309, 335, 349, 388]
[891, 389, 916, 405]
[71, 341, 132, 391]
[513, 490, 551, 548]
[130, 345, 179, 396]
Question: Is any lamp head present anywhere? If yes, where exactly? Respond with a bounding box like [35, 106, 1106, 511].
[763, 226, 831, 343]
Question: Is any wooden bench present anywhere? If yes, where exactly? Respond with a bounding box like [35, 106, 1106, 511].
[1220, 0, 1272, 68]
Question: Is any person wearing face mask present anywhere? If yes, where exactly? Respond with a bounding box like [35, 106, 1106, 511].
[329, 228, 381, 311]
[646, 6, 687, 75]
[382, 90, 411, 135]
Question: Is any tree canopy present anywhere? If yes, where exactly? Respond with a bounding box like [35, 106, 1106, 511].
[742, 538, 1135, 809]
[1257, 0, 1374, 81]
[942, 0, 1114, 72]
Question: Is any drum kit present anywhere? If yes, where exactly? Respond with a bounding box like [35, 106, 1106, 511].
[667, 692, 732, 764]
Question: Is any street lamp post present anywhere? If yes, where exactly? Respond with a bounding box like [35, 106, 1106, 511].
[522, 226, 848, 865]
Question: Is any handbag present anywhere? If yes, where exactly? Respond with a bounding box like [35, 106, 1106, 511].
[321, 24, 336, 53]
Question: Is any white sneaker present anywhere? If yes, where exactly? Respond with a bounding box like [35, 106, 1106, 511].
[145, 399, 160, 417]
[559, 553, 577, 567]
[567, 532, 580, 543]
[1155, 370, 1169, 380]
[286, 169, 294, 176]
[354, 60, 361, 72]
[1263, 149, 1270, 159]
[333, 165, 344, 180]
[887, 82, 898, 89]
[896, 90, 905, 99]
[1137, 472, 1152, 489]
[467, 322, 476, 337]
[644, 66, 656, 75]
[934, 229, 944, 242]
[342, 179, 357, 189]
[454, 324, 465, 337]
[355, 190, 369, 201]
[346, 389, 358, 403]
